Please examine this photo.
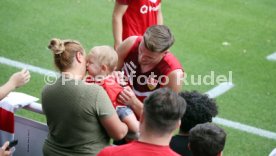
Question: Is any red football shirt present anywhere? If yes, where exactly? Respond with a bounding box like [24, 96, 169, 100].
[98, 141, 180, 156]
[117, 0, 161, 40]
[122, 37, 183, 102]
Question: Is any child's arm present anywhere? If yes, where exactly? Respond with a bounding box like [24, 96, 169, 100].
[121, 113, 139, 133]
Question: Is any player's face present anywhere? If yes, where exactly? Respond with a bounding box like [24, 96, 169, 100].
[138, 41, 164, 66]
[86, 54, 102, 77]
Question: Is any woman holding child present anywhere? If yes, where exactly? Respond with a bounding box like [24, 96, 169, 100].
[42, 38, 128, 156]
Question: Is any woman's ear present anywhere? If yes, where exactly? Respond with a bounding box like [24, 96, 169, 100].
[76, 51, 84, 63]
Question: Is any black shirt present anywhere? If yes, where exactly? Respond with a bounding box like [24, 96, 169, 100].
[170, 135, 192, 156]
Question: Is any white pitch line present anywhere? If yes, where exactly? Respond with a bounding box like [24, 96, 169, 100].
[266, 52, 276, 61]
[205, 82, 234, 98]
[204, 80, 276, 140]
[1, 56, 276, 140]
[269, 148, 276, 156]
[205, 81, 276, 140]
[213, 117, 276, 140]
[0, 57, 58, 76]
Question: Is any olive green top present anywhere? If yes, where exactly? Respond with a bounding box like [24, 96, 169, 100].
[42, 77, 115, 156]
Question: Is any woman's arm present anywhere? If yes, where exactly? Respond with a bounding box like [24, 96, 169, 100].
[0, 69, 30, 100]
[99, 114, 128, 140]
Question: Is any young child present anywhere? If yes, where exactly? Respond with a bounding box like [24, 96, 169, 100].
[86, 45, 139, 139]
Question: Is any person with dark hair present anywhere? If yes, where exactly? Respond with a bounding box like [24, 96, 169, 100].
[116, 25, 184, 117]
[112, 0, 163, 50]
[97, 88, 186, 156]
[170, 91, 218, 156]
[189, 123, 227, 156]
[42, 38, 128, 156]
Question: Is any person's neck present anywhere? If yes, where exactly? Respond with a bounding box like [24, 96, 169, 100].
[62, 69, 83, 80]
[140, 58, 164, 73]
[140, 63, 158, 73]
[138, 131, 172, 146]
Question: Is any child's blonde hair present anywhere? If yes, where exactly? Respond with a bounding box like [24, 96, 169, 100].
[88, 46, 118, 73]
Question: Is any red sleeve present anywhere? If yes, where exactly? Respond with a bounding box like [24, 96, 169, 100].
[116, 0, 130, 5]
[161, 52, 183, 76]
[102, 79, 123, 105]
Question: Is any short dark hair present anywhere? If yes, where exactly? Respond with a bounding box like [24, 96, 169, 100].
[143, 25, 175, 53]
[143, 88, 186, 134]
[179, 91, 218, 133]
[189, 123, 227, 156]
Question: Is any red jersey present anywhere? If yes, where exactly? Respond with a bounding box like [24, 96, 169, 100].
[97, 141, 180, 156]
[117, 0, 161, 40]
[86, 76, 124, 108]
[122, 37, 183, 102]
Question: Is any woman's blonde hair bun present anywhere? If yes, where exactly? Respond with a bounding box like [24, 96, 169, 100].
[48, 38, 65, 55]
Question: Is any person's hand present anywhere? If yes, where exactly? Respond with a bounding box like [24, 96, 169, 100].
[0, 141, 11, 156]
[118, 86, 138, 106]
[9, 69, 30, 88]
[118, 86, 143, 118]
